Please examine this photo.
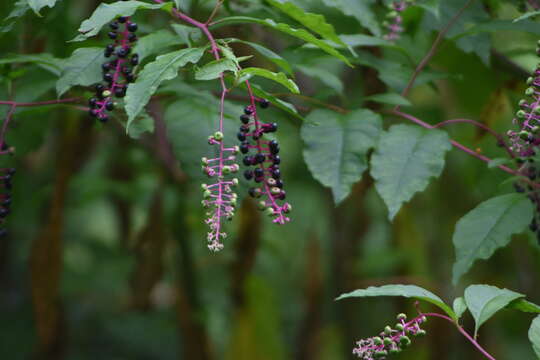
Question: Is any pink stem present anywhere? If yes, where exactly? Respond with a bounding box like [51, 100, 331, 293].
[420, 313, 496, 360]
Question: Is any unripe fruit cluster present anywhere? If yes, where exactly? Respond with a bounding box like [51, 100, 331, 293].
[88, 16, 139, 123]
[352, 313, 426, 359]
[383, 0, 415, 41]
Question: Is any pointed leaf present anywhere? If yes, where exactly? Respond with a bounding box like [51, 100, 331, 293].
[134, 29, 182, 62]
[364, 93, 411, 106]
[125, 47, 205, 128]
[265, 0, 346, 46]
[370, 124, 451, 220]
[453, 297, 468, 320]
[337, 284, 456, 320]
[464, 285, 524, 337]
[301, 109, 382, 204]
[56, 47, 104, 96]
[452, 194, 533, 284]
[226, 38, 292, 74]
[238, 67, 299, 94]
[127, 111, 155, 139]
[27, 0, 58, 16]
[508, 299, 540, 314]
[530, 315, 540, 359]
[213, 16, 352, 66]
[0, 53, 64, 76]
[70, 1, 170, 42]
[0, 0, 31, 33]
[195, 58, 237, 81]
[321, 0, 380, 36]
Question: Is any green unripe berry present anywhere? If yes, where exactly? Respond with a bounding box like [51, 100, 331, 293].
[527, 77, 534, 85]
[383, 337, 393, 346]
[397, 313, 407, 321]
[201, 183, 208, 190]
[399, 335, 411, 347]
[389, 348, 401, 354]
[395, 323, 404, 331]
[387, 10, 398, 18]
[214, 131, 224, 141]
[203, 190, 211, 199]
[526, 87, 535, 96]
[265, 207, 275, 217]
[102, 90, 112, 97]
[519, 130, 531, 140]
[373, 336, 383, 345]
[222, 166, 231, 175]
[519, 99, 527, 106]
[231, 178, 239, 186]
[271, 187, 281, 195]
[416, 329, 427, 337]
[201, 157, 208, 165]
[258, 201, 267, 210]
[384, 326, 393, 335]
[517, 110, 526, 118]
[374, 350, 387, 358]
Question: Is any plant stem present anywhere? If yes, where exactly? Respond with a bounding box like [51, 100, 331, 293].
[398, 0, 476, 103]
[421, 313, 496, 360]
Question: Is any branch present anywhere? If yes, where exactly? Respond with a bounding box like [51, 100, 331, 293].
[0, 98, 81, 107]
[398, 0, 476, 102]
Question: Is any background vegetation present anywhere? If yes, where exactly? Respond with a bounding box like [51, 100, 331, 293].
[0, 0, 539, 359]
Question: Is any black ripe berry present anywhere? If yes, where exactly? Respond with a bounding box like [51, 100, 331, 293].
[237, 132, 247, 142]
[254, 168, 264, 177]
[130, 54, 139, 66]
[255, 153, 265, 164]
[114, 87, 126, 98]
[244, 106, 253, 115]
[128, 23, 138, 32]
[243, 156, 253, 166]
[244, 170, 254, 180]
[88, 98, 97, 107]
[109, 21, 119, 30]
[240, 143, 249, 154]
[259, 99, 270, 108]
[118, 16, 128, 23]
[108, 31, 117, 39]
[117, 48, 128, 58]
[240, 114, 250, 124]
[105, 101, 115, 111]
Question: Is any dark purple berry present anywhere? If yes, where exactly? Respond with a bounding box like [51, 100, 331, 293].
[89, 109, 99, 118]
[272, 169, 281, 179]
[88, 98, 97, 107]
[99, 115, 109, 123]
[237, 132, 247, 141]
[118, 16, 128, 23]
[105, 101, 115, 111]
[130, 54, 139, 66]
[243, 156, 253, 166]
[259, 99, 270, 108]
[114, 87, 126, 98]
[272, 155, 281, 165]
[254, 168, 264, 177]
[103, 73, 113, 83]
[244, 170, 253, 180]
[244, 106, 253, 115]
[108, 31, 118, 39]
[128, 33, 137, 42]
[117, 48, 128, 58]
[240, 114, 250, 124]
[127, 23, 138, 32]
[240, 143, 249, 154]
[109, 21, 119, 30]
[255, 153, 265, 164]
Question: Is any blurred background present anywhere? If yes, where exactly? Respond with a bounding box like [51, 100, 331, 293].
[0, 0, 540, 359]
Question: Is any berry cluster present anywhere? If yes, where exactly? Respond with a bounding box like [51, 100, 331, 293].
[238, 100, 291, 224]
[0, 166, 15, 237]
[201, 132, 240, 252]
[383, 0, 415, 41]
[352, 313, 427, 359]
[507, 41, 540, 242]
[88, 16, 139, 123]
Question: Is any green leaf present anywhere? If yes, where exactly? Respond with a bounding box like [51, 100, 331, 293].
[127, 111, 155, 139]
[212, 16, 352, 66]
[514, 11, 540, 23]
[370, 125, 451, 220]
[0, 53, 63, 76]
[301, 109, 382, 204]
[296, 65, 343, 94]
[453, 297, 468, 320]
[337, 284, 456, 320]
[56, 47, 104, 97]
[508, 299, 540, 314]
[487, 157, 511, 168]
[364, 93, 411, 106]
[321, 0, 380, 37]
[195, 58, 237, 81]
[27, 0, 58, 16]
[70, 1, 170, 42]
[134, 29, 182, 62]
[226, 38, 292, 74]
[0, 0, 30, 33]
[125, 47, 205, 129]
[171, 23, 202, 47]
[418, 0, 440, 18]
[239, 83, 301, 120]
[238, 67, 299, 94]
[265, 0, 346, 46]
[530, 315, 540, 359]
[464, 285, 525, 337]
[452, 194, 533, 284]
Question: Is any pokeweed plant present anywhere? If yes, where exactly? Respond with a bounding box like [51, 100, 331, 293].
[2, 0, 540, 357]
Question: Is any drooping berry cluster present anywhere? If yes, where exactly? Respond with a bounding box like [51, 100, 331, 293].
[0, 165, 15, 238]
[88, 16, 139, 123]
[352, 313, 426, 359]
[383, 0, 415, 41]
[201, 131, 240, 252]
[507, 41, 540, 242]
[238, 100, 291, 224]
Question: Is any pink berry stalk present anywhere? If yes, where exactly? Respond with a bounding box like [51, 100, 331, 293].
[383, 1, 415, 41]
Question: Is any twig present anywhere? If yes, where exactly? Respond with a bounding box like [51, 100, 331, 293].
[205, 0, 223, 25]
[398, 0, 476, 103]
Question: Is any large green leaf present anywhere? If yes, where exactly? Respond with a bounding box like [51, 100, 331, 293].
[337, 284, 456, 320]
[56, 47, 104, 96]
[370, 124, 451, 220]
[238, 82, 301, 120]
[125, 47, 205, 130]
[195, 58, 237, 81]
[164, 97, 237, 180]
[126, 111, 154, 139]
[301, 109, 382, 204]
[514, 11, 540, 23]
[0, 53, 63, 76]
[321, 0, 380, 37]
[27, 0, 58, 16]
[464, 285, 525, 337]
[238, 67, 299, 94]
[134, 29, 182, 62]
[296, 65, 343, 94]
[508, 300, 540, 314]
[452, 194, 533, 284]
[225, 38, 292, 74]
[70, 0, 170, 42]
[212, 16, 351, 66]
[530, 315, 540, 359]
[265, 0, 345, 46]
